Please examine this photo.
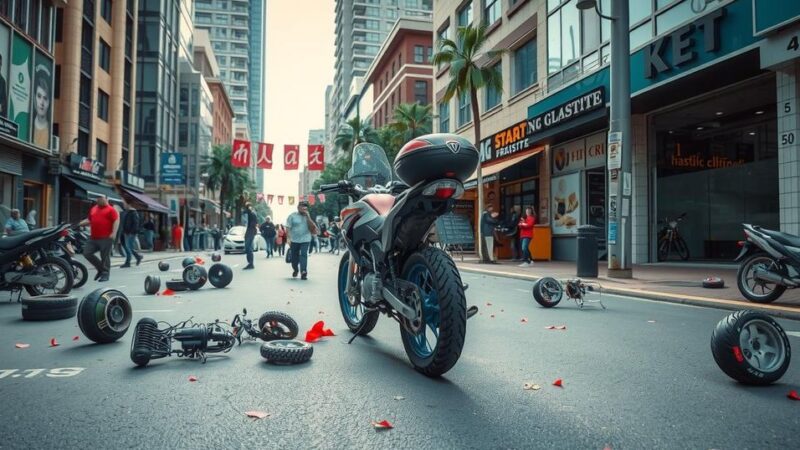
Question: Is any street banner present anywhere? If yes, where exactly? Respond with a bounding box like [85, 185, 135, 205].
[284, 145, 299, 170]
[267, 194, 274, 204]
[318, 193, 326, 203]
[256, 143, 273, 169]
[308, 144, 325, 171]
[256, 193, 264, 202]
[232, 139, 251, 168]
[278, 196, 284, 205]
[160, 152, 185, 185]
[288, 196, 295, 205]
[308, 194, 315, 205]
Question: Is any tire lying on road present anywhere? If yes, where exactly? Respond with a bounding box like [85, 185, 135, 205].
[211, 253, 222, 262]
[258, 311, 299, 340]
[182, 257, 195, 268]
[182, 264, 207, 290]
[710, 310, 791, 385]
[158, 261, 170, 272]
[165, 279, 189, 292]
[208, 263, 233, 288]
[260, 340, 313, 364]
[77, 288, 133, 343]
[532, 277, 563, 308]
[21, 294, 78, 321]
[702, 277, 725, 289]
[144, 275, 161, 295]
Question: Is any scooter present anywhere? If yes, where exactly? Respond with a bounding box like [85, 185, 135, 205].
[0, 224, 75, 299]
[318, 134, 479, 377]
[735, 224, 800, 303]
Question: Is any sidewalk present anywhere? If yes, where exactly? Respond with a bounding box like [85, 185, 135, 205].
[455, 256, 800, 319]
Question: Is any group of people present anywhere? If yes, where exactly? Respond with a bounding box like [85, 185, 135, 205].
[481, 204, 537, 267]
[3, 209, 39, 236]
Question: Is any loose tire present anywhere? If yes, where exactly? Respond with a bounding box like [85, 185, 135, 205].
[338, 252, 379, 336]
[736, 253, 787, 303]
[182, 264, 207, 290]
[711, 310, 791, 385]
[144, 275, 161, 295]
[258, 311, 299, 341]
[70, 261, 88, 289]
[77, 288, 133, 343]
[24, 256, 74, 297]
[182, 257, 195, 268]
[400, 247, 466, 377]
[702, 277, 725, 289]
[260, 340, 313, 364]
[208, 263, 233, 288]
[158, 261, 170, 272]
[21, 294, 78, 321]
[165, 279, 189, 292]
[532, 277, 563, 308]
[211, 253, 221, 262]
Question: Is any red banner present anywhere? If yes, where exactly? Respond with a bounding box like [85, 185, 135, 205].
[318, 193, 326, 203]
[308, 145, 325, 171]
[256, 143, 273, 169]
[308, 194, 316, 205]
[267, 194, 274, 204]
[278, 196, 284, 205]
[284, 145, 300, 170]
[231, 139, 251, 168]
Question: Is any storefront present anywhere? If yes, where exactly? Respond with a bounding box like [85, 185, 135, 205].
[115, 170, 171, 250]
[59, 154, 122, 224]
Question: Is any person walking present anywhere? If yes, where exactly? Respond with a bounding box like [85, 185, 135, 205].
[259, 217, 277, 258]
[184, 217, 195, 251]
[142, 214, 156, 250]
[517, 207, 537, 267]
[242, 202, 258, 270]
[286, 201, 318, 280]
[80, 195, 119, 282]
[4, 209, 29, 236]
[480, 205, 500, 263]
[506, 205, 521, 261]
[114, 205, 125, 257]
[171, 220, 184, 252]
[276, 225, 287, 256]
[328, 217, 341, 255]
[211, 225, 221, 251]
[120, 202, 143, 268]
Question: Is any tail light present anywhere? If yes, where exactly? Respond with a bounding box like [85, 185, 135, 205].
[398, 139, 431, 156]
[59, 229, 69, 237]
[422, 180, 463, 200]
[737, 241, 745, 248]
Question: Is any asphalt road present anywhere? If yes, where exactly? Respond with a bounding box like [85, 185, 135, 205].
[1, 250, 798, 449]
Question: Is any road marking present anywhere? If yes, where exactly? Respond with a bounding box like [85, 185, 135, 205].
[515, 288, 529, 293]
[0, 368, 84, 379]
[136, 309, 173, 313]
[787, 331, 800, 338]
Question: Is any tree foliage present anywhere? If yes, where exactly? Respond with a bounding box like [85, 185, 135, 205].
[202, 144, 255, 228]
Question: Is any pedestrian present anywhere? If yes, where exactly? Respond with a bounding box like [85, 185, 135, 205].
[286, 201, 318, 280]
[319, 222, 329, 250]
[276, 224, 287, 256]
[171, 220, 184, 252]
[120, 202, 143, 268]
[259, 216, 277, 258]
[79, 195, 119, 282]
[506, 205, 521, 261]
[242, 202, 258, 270]
[328, 217, 341, 255]
[4, 208, 29, 236]
[114, 205, 125, 257]
[211, 224, 221, 251]
[142, 214, 156, 250]
[480, 204, 500, 263]
[25, 209, 37, 229]
[185, 217, 195, 251]
[518, 207, 537, 267]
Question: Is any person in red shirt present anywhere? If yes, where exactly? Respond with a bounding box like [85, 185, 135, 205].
[79, 195, 120, 282]
[171, 221, 184, 252]
[517, 207, 536, 267]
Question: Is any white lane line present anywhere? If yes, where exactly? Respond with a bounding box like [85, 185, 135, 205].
[136, 309, 174, 313]
[515, 288, 529, 293]
[787, 331, 800, 338]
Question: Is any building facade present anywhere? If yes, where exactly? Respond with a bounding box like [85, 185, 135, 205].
[299, 129, 326, 198]
[208, 79, 233, 146]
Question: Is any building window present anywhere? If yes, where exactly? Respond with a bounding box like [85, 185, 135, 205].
[439, 101, 450, 133]
[485, 63, 502, 110]
[13, 0, 27, 30]
[96, 139, 108, 168]
[101, 0, 113, 24]
[99, 39, 111, 73]
[485, 0, 501, 26]
[97, 90, 109, 121]
[513, 38, 536, 94]
[457, 2, 473, 27]
[414, 80, 428, 104]
[414, 45, 424, 63]
[77, 131, 89, 157]
[55, 8, 63, 42]
[54, 65, 61, 99]
[427, 46, 433, 63]
[458, 91, 471, 127]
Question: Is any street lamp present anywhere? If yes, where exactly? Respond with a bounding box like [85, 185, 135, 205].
[577, 0, 632, 278]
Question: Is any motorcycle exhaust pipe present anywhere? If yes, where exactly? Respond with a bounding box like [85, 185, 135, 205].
[752, 269, 799, 287]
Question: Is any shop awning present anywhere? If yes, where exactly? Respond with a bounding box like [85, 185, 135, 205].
[118, 187, 171, 214]
[465, 147, 545, 184]
[62, 175, 124, 204]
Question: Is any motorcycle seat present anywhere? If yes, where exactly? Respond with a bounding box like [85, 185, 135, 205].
[0, 228, 51, 250]
[761, 229, 800, 248]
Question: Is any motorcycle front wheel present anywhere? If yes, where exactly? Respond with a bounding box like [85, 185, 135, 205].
[400, 247, 466, 377]
[736, 253, 787, 303]
[70, 260, 88, 289]
[338, 251, 379, 335]
[25, 256, 74, 296]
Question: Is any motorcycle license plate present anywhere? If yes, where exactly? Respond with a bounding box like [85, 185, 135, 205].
[65, 243, 75, 255]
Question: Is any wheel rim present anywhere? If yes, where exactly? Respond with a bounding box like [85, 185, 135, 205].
[186, 267, 201, 284]
[338, 258, 366, 325]
[104, 294, 132, 332]
[262, 320, 292, 338]
[405, 263, 440, 359]
[539, 278, 562, 303]
[37, 262, 69, 294]
[738, 319, 786, 373]
[741, 257, 781, 299]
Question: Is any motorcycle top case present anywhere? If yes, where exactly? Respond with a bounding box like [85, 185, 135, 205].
[393, 133, 480, 186]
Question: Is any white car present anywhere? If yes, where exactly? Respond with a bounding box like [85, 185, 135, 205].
[223, 226, 266, 254]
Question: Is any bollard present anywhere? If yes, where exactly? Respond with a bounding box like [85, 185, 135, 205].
[576, 225, 601, 278]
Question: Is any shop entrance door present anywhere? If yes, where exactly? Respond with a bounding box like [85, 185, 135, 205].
[23, 182, 44, 229]
[586, 169, 606, 259]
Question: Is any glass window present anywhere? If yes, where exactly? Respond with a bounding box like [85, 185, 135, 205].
[656, 0, 693, 34]
[99, 39, 111, 72]
[629, 0, 652, 26]
[96, 140, 108, 168]
[485, 0, 501, 26]
[97, 90, 109, 121]
[386, 9, 398, 19]
[485, 63, 502, 111]
[55, 8, 63, 42]
[439, 101, 450, 132]
[414, 45, 424, 63]
[547, 0, 562, 13]
[458, 2, 473, 27]
[630, 21, 652, 49]
[54, 65, 61, 99]
[366, 19, 380, 30]
[414, 80, 428, 104]
[39, 2, 52, 49]
[561, 0, 580, 67]
[28, 0, 39, 35]
[427, 46, 433, 63]
[14, 0, 27, 29]
[101, 0, 112, 23]
[600, 0, 611, 42]
[458, 91, 471, 127]
[548, 9, 561, 74]
[514, 38, 536, 94]
[582, 7, 600, 54]
[657, 0, 676, 9]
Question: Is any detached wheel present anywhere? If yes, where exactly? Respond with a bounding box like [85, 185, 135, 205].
[702, 277, 725, 289]
[208, 263, 233, 288]
[70, 261, 88, 289]
[182, 257, 195, 268]
[158, 261, 170, 272]
[144, 275, 161, 295]
[532, 277, 563, 308]
[211, 253, 222, 262]
[182, 264, 207, 290]
[260, 340, 313, 364]
[258, 311, 299, 341]
[21, 295, 78, 321]
[711, 310, 791, 385]
[165, 279, 189, 292]
[77, 288, 133, 343]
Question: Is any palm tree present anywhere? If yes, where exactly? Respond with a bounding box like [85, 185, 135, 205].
[202, 144, 253, 228]
[334, 115, 378, 154]
[375, 125, 403, 162]
[391, 103, 433, 143]
[433, 24, 505, 263]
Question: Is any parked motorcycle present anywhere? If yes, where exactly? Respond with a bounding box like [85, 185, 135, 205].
[656, 213, 689, 261]
[46, 225, 89, 289]
[735, 224, 800, 303]
[0, 224, 75, 299]
[318, 135, 479, 377]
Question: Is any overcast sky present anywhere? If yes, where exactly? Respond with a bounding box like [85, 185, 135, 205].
[262, 0, 334, 223]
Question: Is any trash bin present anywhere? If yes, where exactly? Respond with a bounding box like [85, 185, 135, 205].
[576, 225, 601, 278]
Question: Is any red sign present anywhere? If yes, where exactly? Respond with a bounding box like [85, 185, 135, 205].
[232, 139, 251, 168]
[267, 194, 274, 204]
[277, 196, 284, 205]
[256, 143, 273, 169]
[284, 145, 299, 170]
[308, 145, 325, 171]
[307, 194, 316, 205]
[318, 193, 326, 203]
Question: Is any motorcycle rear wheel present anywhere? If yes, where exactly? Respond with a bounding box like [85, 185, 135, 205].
[736, 253, 787, 303]
[70, 260, 88, 289]
[337, 252, 379, 335]
[25, 256, 74, 296]
[400, 247, 466, 377]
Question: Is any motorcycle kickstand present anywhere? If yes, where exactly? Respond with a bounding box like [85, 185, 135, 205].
[347, 307, 379, 345]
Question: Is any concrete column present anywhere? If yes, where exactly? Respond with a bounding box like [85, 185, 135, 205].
[107, 0, 127, 172]
[631, 114, 648, 263]
[777, 61, 800, 235]
[56, 0, 84, 158]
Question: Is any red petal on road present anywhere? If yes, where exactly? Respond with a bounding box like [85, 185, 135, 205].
[244, 411, 270, 419]
[556, 325, 567, 330]
[545, 325, 556, 329]
[195, 257, 205, 265]
[49, 338, 59, 347]
[305, 320, 335, 343]
[188, 375, 198, 382]
[160, 289, 175, 296]
[788, 390, 800, 401]
[553, 378, 563, 387]
[520, 318, 528, 323]
[15, 343, 30, 349]
[72, 336, 80, 341]
[371, 420, 394, 429]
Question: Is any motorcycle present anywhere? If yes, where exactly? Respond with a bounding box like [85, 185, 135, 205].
[318, 134, 479, 377]
[656, 213, 689, 261]
[0, 224, 75, 299]
[46, 225, 89, 289]
[735, 223, 800, 303]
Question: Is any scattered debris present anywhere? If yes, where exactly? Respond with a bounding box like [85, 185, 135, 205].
[15, 343, 30, 349]
[520, 318, 528, 323]
[545, 325, 567, 330]
[159, 288, 176, 296]
[788, 390, 800, 401]
[490, 314, 496, 319]
[647, 320, 656, 323]
[188, 375, 198, 382]
[49, 338, 59, 347]
[523, 383, 541, 391]
[553, 378, 563, 387]
[486, 302, 493, 306]
[393, 396, 405, 401]
[245, 411, 270, 419]
[371, 420, 394, 430]
[72, 336, 80, 341]
[305, 321, 335, 343]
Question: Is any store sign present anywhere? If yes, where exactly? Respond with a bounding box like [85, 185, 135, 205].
[0, 117, 18, 137]
[160, 152, 185, 185]
[463, 173, 498, 189]
[753, 0, 800, 36]
[644, 8, 724, 78]
[527, 87, 605, 138]
[118, 170, 145, 191]
[69, 153, 104, 181]
[480, 120, 536, 163]
[552, 132, 607, 175]
[760, 22, 800, 68]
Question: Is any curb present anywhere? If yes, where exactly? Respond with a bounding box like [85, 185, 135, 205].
[457, 265, 800, 321]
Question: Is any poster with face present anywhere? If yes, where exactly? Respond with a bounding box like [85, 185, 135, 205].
[31, 50, 52, 150]
[551, 172, 582, 235]
[0, 23, 9, 119]
[9, 32, 32, 140]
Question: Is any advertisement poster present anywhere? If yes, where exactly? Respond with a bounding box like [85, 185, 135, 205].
[31, 50, 52, 150]
[9, 32, 32, 141]
[160, 152, 186, 185]
[551, 172, 582, 235]
[0, 23, 9, 120]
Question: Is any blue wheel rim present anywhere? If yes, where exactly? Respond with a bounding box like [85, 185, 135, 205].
[339, 258, 366, 325]
[405, 263, 440, 359]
